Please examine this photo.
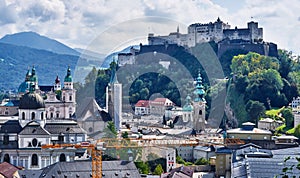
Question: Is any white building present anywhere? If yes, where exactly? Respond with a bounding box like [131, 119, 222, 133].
[0, 88, 86, 170]
[258, 118, 284, 131]
[148, 18, 263, 47]
[18, 67, 76, 120]
[149, 98, 175, 116]
[134, 100, 150, 116]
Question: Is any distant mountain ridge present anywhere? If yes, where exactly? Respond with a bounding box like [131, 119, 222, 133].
[0, 31, 80, 56]
[0, 42, 79, 91]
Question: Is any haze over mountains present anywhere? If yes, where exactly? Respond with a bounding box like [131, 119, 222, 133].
[0, 32, 107, 91]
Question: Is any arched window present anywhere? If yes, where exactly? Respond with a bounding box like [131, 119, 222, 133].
[31, 154, 38, 166]
[69, 95, 72, 101]
[56, 113, 59, 118]
[59, 153, 66, 162]
[199, 110, 202, 115]
[3, 154, 10, 163]
[41, 112, 44, 120]
[22, 112, 25, 120]
[50, 112, 53, 118]
[31, 112, 35, 120]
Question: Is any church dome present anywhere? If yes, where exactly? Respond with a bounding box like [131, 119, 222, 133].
[19, 92, 45, 109]
[18, 81, 30, 93]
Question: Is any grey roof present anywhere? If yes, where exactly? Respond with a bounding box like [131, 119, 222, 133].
[44, 121, 86, 134]
[235, 145, 273, 158]
[232, 146, 300, 178]
[19, 122, 50, 135]
[18, 170, 43, 178]
[19, 92, 45, 109]
[76, 97, 111, 122]
[0, 120, 22, 133]
[22, 160, 141, 178]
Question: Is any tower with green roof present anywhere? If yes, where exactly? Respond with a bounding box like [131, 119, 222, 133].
[192, 71, 206, 132]
[61, 66, 76, 119]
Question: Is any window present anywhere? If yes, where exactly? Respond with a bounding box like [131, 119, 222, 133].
[22, 112, 25, 120]
[31, 154, 38, 166]
[3, 154, 10, 163]
[56, 113, 59, 118]
[32, 138, 38, 147]
[3, 135, 9, 145]
[199, 110, 202, 115]
[41, 112, 44, 120]
[31, 112, 35, 120]
[50, 112, 53, 118]
[58, 134, 64, 142]
[69, 96, 72, 101]
[59, 153, 66, 162]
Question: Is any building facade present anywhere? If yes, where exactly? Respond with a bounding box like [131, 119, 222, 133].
[148, 18, 263, 47]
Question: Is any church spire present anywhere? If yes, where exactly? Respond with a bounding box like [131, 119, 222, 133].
[109, 60, 118, 84]
[194, 71, 205, 102]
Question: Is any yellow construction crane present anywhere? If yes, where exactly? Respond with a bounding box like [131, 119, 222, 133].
[42, 137, 244, 178]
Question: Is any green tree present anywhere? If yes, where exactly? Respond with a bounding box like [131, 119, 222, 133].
[104, 121, 117, 138]
[245, 100, 266, 125]
[176, 155, 185, 164]
[281, 108, 294, 129]
[121, 131, 129, 139]
[194, 157, 208, 165]
[153, 164, 164, 175]
[294, 124, 300, 138]
[135, 161, 150, 174]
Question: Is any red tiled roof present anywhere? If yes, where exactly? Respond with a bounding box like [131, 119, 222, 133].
[135, 100, 150, 107]
[0, 162, 19, 178]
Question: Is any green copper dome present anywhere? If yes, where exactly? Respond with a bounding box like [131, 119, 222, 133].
[183, 95, 193, 111]
[18, 81, 31, 93]
[64, 66, 72, 82]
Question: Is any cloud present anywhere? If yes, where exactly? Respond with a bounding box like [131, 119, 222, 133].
[1, 0, 300, 55]
[0, 1, 17, 25]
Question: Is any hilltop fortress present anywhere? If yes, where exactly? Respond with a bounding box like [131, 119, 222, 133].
[148, 18, 277, 57]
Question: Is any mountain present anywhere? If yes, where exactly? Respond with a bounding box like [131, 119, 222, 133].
[75, 48, 105, 61]
[0, 31, 80, 56]
[0, 42, 79, 91]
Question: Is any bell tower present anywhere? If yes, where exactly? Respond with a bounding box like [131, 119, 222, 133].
[192, 71, 206, 132]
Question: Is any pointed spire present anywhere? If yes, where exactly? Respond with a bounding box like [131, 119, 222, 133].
[194, 71, 206, 102]
[25, 66, 31, 81]
[55, 75, 60, 84]
[109, 60, 118, 84]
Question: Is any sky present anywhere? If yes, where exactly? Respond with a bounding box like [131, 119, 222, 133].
[1, 0, 300, 55]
